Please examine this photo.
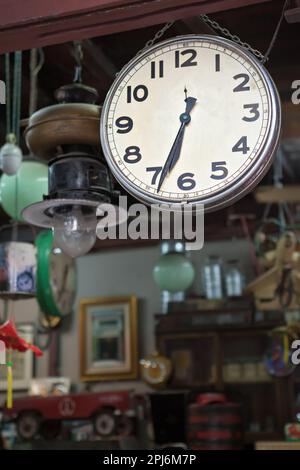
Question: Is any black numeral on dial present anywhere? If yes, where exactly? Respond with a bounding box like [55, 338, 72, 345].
[127, 85, 148, 103]
[123, 146, 142, 164]
[233, 74, 250, 92]
[215, 53, 220, 72]
[242, 103, 260, 122]
[146, 166, 162, 185]
[175, 49, 197, 68]
[232, 136, 250, 154]
[177, 173, 196, 190]
[151, 60, 164, 78]
[211, 162, 228, 180]
[115, 116, 133, 133]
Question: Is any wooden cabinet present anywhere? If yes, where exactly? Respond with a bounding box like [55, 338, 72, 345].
[156, 312, 297, 444]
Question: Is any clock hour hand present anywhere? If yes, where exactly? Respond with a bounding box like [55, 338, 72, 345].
[157, 96, 197, 192]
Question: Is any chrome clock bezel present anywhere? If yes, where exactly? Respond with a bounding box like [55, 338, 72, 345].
[100, 34, 281, 212]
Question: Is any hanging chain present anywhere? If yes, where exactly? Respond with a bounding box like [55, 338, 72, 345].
[135, 21, 174, 57]
[134, 0, 288, 64]
[200, 14, 265, 61]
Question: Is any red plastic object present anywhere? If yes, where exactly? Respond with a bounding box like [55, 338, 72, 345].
[196, 393, 226, 406]
[0, 319, 42, 356]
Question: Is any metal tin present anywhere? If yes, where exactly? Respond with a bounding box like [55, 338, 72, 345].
[0, 242, 37, 299]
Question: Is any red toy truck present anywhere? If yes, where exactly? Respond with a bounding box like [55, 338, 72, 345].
[2, 390, 136, 440]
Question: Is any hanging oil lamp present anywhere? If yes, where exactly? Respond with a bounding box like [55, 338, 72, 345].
[22, 44, 124, 257]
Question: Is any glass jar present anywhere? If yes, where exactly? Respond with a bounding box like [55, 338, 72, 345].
[202, 255, 223, 299]
[225, 259, 245, 297]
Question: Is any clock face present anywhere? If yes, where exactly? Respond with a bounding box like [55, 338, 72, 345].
[49, 250, 76, 316]
[101, 35, 281, 211]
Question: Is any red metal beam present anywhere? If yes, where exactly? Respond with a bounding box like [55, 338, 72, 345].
[0, 0, 271, 53]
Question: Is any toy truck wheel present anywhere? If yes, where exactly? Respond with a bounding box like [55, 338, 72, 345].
[17, 412, 40, 440]
[93, 409, 116, 437]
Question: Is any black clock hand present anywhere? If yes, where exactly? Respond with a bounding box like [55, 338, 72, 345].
[157, 96, 197, 193]
[157, 122, 185, 193]
[169, 97, 196, 172]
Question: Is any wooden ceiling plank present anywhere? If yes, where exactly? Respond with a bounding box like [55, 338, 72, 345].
[0, 0, 271, 53]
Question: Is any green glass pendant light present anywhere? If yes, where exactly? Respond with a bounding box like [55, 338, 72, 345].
[0, 160, 48, 221]
[153, 252, 195, 293]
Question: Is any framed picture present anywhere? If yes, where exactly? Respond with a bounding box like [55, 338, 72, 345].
[79, 295, 138, 381]
[0, 323, 35, 390]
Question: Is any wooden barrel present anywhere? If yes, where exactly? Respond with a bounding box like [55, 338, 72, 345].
[187, 401, 243, 450]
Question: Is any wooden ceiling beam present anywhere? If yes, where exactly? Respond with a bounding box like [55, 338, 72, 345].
[0, 0, 272, 54]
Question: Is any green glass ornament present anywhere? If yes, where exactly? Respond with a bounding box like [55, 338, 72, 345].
[153, 252, 195, 293]
[0, 160, 48, 221]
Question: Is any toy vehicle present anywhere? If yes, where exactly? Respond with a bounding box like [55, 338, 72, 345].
[2, 390, 136, 440]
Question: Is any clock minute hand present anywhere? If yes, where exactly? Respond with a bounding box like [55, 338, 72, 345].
[156, 122, 185, 193]
[157, 96, 197, 193]
[168, 96, 197, 173]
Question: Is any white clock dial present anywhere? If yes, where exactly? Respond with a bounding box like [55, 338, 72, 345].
[101, 35, 281, 211]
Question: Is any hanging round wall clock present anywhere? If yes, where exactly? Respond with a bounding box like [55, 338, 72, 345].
[35, 230, 77, 318]
[100, 35, 281, 212]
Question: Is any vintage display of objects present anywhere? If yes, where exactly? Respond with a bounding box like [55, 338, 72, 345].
[247, 231, 300, 311]
[0, 242, 37, 299]
[0, 319, 42, 408]
[101, 35, 281, 212]
[35, 230, 77, 318]
[140, 351, 172, 388]
[153, 252, 195, 293]
[0, 160, 48, 221]
[22, 82, 125, 257]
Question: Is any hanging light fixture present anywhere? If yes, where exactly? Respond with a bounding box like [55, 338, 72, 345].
[0, 160, 48, 221]
[22, 42, 125, 257]
[22, 147, 112, 258]
[0, 52, 23, 175]
[153, 241, 195, 314]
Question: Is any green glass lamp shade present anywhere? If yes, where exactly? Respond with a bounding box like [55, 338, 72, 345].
[153, 252, 195, 293]
[0, 161, 48, 221]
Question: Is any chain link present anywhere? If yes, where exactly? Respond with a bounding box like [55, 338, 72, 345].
[133, 1, 287, 64]
[134, 15, 264, 61]
[200, 14, 265, 61]
[135, 22, 174, 57]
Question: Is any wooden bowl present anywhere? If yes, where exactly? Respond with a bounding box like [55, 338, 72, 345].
[24, 103, 101, 159]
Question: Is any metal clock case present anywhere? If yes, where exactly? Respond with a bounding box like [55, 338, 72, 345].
[35, 230, 77, 318]
[100, 35, 281, 212]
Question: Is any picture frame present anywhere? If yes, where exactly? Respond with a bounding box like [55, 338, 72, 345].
[0, 323, 35, 390]
[79, 295, 138, 381]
